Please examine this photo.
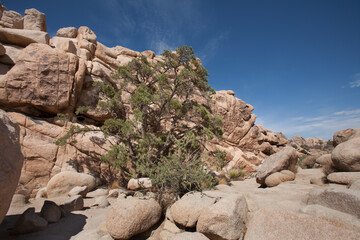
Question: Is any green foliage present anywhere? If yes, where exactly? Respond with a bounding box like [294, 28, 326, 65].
[228, 168, 245, 179]
[75, 106, 89, 115]
[57, 46, 223, 197]
[300, 144, 310, 151]
[215, 149, 227, 170]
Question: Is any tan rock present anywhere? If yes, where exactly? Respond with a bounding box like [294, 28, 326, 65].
[244, 208, 360, 240]
[308, 187, 360, 217]
[95, 42, 120, 67]
[56, 27, 78, 38]
[0, 43, 82, 114]
[211, 90, 256, 145]
[141, 50, 155, 59]
[327, 172, 360, 185]
[256, 147, 298, 186]
[60, 195, 84, 216]
[0, 43, 5, 56]
[127, 178, 153, 190]
[106, 198, 162, 239]
[116, 54, 134, 65]
[170, 192, 216, 228]
[68, 186, 88, 197]
[264, 170, 295, 187]
[316, 154, 332, 166]
[333, 128, 356, 147]
[0, 43, 23, 65]
[50, 36, 77, 54]
[197, 194, 248, 240]
[171, 232, 209, 240]
[23, 8, 46, 32]
[86, 188, 109, 198]
[112, 45, 139, 57]
[0, 10, 23, 29]
[331, 137, 360, 171]
[349, 179, 360, 190]
[46, 171, 97, 198]
[0, 110, 24, 224]
[77, 26, 97, 43]
[0, 28, 49, 47]
[300, 155, 317, 168]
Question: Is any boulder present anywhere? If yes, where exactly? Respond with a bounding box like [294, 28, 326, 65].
[0, 10, 23, 29]
[244, 208, 360, 240]
[264, 170, 296, 187]
[308, 187, 360, 217]
[331, 137, 360, 172]
[46, 171, 97, 198]
[211, 90, 256, 145]
[0, 43, 83, 115]
[95, 42, 120, 67]
[50, 36, 77, 54]
[316, 154, 332, 166]
[171, 232, 209, 240]
[0, 109, 23, 223]
[327, 172, 360, 185]
[91, 196, 110, 208]
[68, 186, 88, 197]
[300, 155, 317, 169]
[86, 188, 109, 198]
[0, 28, 49, 47]
[141, 50, 155, 59]
[106, 198, 162, 239]
[349, 179, 360, 190]
[170, 192, 216, 228]
[40, 200, 61, 223]
[60, 195, 84, 216]
[56, 27, 78, 38]
[0, 43, 23, 65]
[23, 8, 47, 32]
[127, 178, 153, 190]
[333, 128, 356, 147]
[197, 194, 248, 240]
[11, 208, 48, 235]
[77, 26, 97, 55]
[256, 147, 298, 185]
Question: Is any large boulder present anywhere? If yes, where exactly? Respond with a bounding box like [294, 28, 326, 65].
[40, 200, 61, 223]
[23, 8, 47, 32]
[56, 27, 78, 38]
[256, 147, 298, 186]
[0, 9, 23, 29]
[106, 198, 162, 239]
[11, 208, 48, 235]
[244, 208, 360, 240]
[0, 43, 84, 114]
[0, 109, 23, 223]
[333, 128, 356, 147]
[197, 193, 248, 240]
[0, 28, 49, 47]
[46, 171, 97, 198]
[264, 170, 295, 187]
[211, 90, 256, 145]
[0, 43, 23, 65]
[327, 172, 360, 185]
[308, 187, 360, 217]
[331, 137, 360, 172]
[170, 192, 216, 228]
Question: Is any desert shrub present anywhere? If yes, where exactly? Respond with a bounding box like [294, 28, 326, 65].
[228, 168, 245, 180]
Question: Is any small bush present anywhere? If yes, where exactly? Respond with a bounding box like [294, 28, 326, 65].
[301, 144, 310, 151]
[228, 168, 245, 180]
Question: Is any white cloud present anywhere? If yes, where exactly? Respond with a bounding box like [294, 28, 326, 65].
[256, 108, 360, 140]
[349, 73, 360, 88]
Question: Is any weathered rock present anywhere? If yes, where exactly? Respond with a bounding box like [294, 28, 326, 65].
[46, 171, 97, 198]
[86, 188, 109, 198]
[0, 10, 23, 29]
[308, 187, 360, 217]
[60, 195, 84, 216]
[11, 207, 48, 235]
[107, 189, 119, 198]
[244, 208, 360, 240]
[327, 172, 360, 185]
[197, 194, 248, 240]
[0, 43, 23, 65]
[170, 192, 216, 228]
[106, 198, 162, 239]
[35, 187, 47, 199]
[56, 27, 78, 38]
[91, 196, 110, 208]
[211, 90, 256, 145]
[300, 155, 317, 169]
[316, 154, 332, 166]
[0, 109, 23, 223]
[349, 179, 360, 190]
[50, 36, 77, 54]
[77, 26, 97, 55]
[112, 45, 139, 57]
[0, 43, 5, 56]
[128, 178, 153, 190]
[264, 170, 295, 187]
[95, 42, 120, 68]
[68, 186, 88, 197]
[0, 28, 49, 47]
[0, 43, 84, 115]
[333, 128, 356, 147]
[310, 176, 326, 186]
[331, 137, 360, 172]
[23, 8, 46, 32]
[256, 147, 298, 186]
[171, 232, 209, 240]
[40, 200, 61, 223]
[141, 50, 155, 59]
[300, 204, 360, 232]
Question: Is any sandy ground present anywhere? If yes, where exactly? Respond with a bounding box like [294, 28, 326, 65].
[0, 168, 328, 240]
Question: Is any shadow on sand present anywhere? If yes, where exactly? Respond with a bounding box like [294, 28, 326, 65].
[0, 212, 87, 240]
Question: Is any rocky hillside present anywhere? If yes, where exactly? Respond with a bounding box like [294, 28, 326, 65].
[0, 4, 288, 197]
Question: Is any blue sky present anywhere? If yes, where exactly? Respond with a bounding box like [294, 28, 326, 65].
[4, 0, 360, 140]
